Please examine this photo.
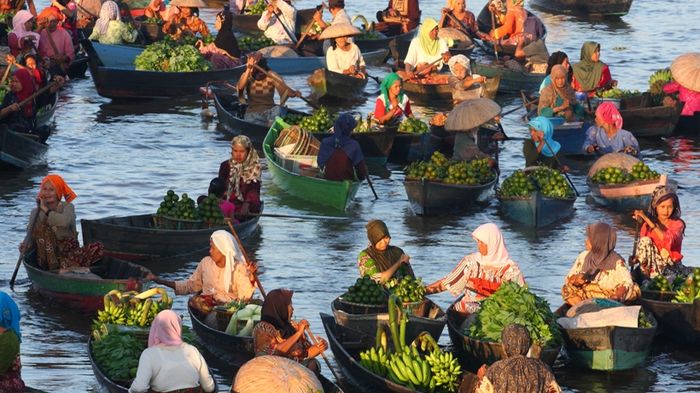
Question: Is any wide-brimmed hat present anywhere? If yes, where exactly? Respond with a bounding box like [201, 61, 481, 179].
[170, 0, 207, 8]
[670, 52, 700, 92]
[319, 23, 361, 40]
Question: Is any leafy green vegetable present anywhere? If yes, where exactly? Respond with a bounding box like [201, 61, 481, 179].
[134, 38, 211, 72]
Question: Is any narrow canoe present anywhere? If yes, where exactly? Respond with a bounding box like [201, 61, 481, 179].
[388, 133, 432, 165]
[446, 304, 561, 370]
[355, 28, 416, 62]
[263, 118, 362, 211]
[188, 300, 255, 366]
[83, 39, 246, 99]
[80, 211, 261, 263]
[587, 174, 674, 212]
[331, 296, 447, 344]
[476, 6, 547, 56]
[403, 176, 497, 216]
[498, 192, 576, 228]
[22, 250, 149, 312]
[620, 95, 683, 138]
[640, 290, 700, 343]
[530, 0, 634, 17]
[472, 61, 545, 93]
[67, 53, 89, 78]
[266, 48, 389, 75]
[36, 92, 60, 128]
[0, 126, 48, 169]
[555, 304, 656, 371]
[308, 68, 368, 103]
[231, 8, 316, 34]
[402, 74, 500, 105]
[315, 127, 397, 167]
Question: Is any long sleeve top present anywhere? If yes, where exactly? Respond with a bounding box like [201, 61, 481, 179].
[572, 64, 612, 93]
[218, 160, 262, 213]
[664, 81, 700, 116]
[8, 33, 38, 57]
[128, 343, 215, 393]
[326, 44, 365, 74]
[440, 254, 525, 303]
[257, 0, 296, 45]
[174, 256, 255, 303]
[582, 125, 639, 155]
[492, 7, 526, 39]
[403, 36, 449, 69]
[38, 28, 75, 62]
[641, 219, 684, 262]
[26, 202, 78, 241]
[89, 20, 138, 45]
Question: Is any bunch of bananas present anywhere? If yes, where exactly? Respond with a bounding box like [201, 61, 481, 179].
[92, 288, 173, 339]
[424, 350, 461, 391]
[96, 302, 126, 325]
[386, 347, 433, 390]
[359, 346, 389, 376]
[648, 68, 673, 95]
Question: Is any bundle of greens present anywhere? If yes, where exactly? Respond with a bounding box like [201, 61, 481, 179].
[134, 39, 211, 72]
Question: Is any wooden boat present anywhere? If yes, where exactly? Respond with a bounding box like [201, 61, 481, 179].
[355, 28, 416, 62]
[231, 8, 316, 34]
[620, 95, 683, 138]
[554, 304, 656, 371]
[67, 53, 89, 78]
[266, 48, 389, 75]
[36, 92, 59, 128]
[402, 74, 500, 106]
[22, 250, 149, 312]
[675, 112, 700, 134]
[446, 304, 560, 370]
[0, 126, 48, 169]
[403, 176, 497, 216]
[315, 125, 397, 167]
[552, 121, 589, 156]
[640, 290, 700, 343]
[473, 61, 545, 93]
[587, 174, 673, 212]
[263, 118, 362, 211]
[331, 296, 447, 344]
[308, 68, 368, 103]
[498, 191, 575, 228]
[81, 211, 261, 263]
[83, 39, 246, 99]
[530, 0, 634, 17]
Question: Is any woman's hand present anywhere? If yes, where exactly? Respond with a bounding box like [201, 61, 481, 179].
[307, 338, 328, 357]
[8, 103, 20, 114]
[571, 273, 588, 286]
[246, 56, 257, 69]
[586, 144, 598, 154]
[39, 196, 49, 214]
[296, 319, 310, 332]
[632, 209, 649, 224]
[6, 54, 15, 64]
[442, 52, 452, 63]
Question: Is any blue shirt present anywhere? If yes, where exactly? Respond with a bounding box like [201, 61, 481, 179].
[583, 125, 639, 155]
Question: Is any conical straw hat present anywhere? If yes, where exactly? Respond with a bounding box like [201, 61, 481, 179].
[319, 23, 361, 40]
[170, 0, 208, 8]
[670, 52, 700, 92]
[445, 98, 501, 131]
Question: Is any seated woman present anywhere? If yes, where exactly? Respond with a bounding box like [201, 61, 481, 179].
[403, 18, 451, 78]
[317, 113, 368, 181]
[8, 11, 40, 58]
[218, 135, 262, 218]
[425, 223, 525, 315]
[358, 219, 415, 285]
[664, 79, 700, 118]
[252, 289, 328, 373]
[163, 2, 210, 39]
[0, 292, 25, 393]
[129, 310, 216, 393]
[237, 53, 298, 125]
[313, 0, 352, 30]
[539, 51, 570, 93]
[376, 0, 420, 33]
[487, 0, 529, 49]
[197, 9, 242, 70]
[0, 69, 37, 134]
[583, 102, 639, 156]
[572, 41, 616, 95]
[19, 174, 103, 271]
[89, 1, 138, 45]
[37, 7, 75, 76]
[538, 64, 584, 121]
[374, 72, 412, 125]
[447, 55, 486, 104]
[256, 0, 296, 45]
[631, 186, 687, 281]
[324, 24, 366, 78]
[439, 0, 480, 37]
[523, 116, 562, 168]
[561, 222, 640, 306]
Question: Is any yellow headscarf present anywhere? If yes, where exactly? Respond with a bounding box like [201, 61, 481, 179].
[418, 18, 440, 57]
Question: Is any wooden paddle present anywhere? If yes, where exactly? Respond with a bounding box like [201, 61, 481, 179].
[225, 218, 267, 298]
[251, 63, 320, 110]
[410, 57, 444, 80]
[543, 139, 579, 197]
[305, 329, 341, 382]
[262, 0, 298, 45]
[295, 3, 325, 50]
[1, 62, 14, 86]
[500, 97, 539, 117]
[365, 173, 378, 199]
[488, 8, 499, 62]
[0, 81, 59, 120]
[10, 200, 40, 290]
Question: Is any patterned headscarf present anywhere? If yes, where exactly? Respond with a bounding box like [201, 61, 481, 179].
[40, 174, 77, 203]
[595, 101, 623, 130]
[582, 222, 622, 274]
[11, 11, 40, 44]
[528, 116, 560, 157]
[380, 73, 404, 110]
[447, 54, 470, 77]
[94, 1, 120, 36]
[501, 323, 530, 357]
[572, 41, 605, 92]
[418, 18, 439, 57]
[227, 135, 261, 202]
[0, 291, 21, 341]
[148, 310, 183, 347]
[648, 185, 682, 220]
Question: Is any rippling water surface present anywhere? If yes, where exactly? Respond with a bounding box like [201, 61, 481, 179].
[2, 1, 700, 391]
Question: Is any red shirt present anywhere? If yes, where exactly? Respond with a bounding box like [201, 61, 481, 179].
[572, 64, 612, 93]
[640, 218, 684, 262]
[374, 95, 412, 122]
[322, 149, 367, 181]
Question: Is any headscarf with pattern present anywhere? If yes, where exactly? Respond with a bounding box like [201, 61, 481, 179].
[94, 1, 120, 36]
[227, 135, 261, 202]
[11, 11, 40, 44]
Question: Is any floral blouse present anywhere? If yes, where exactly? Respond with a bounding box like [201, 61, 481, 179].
[252, 321, 309, 361]
[561, 250, 640, 305]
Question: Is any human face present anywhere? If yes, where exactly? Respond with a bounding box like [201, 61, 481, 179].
[561, 57, 570, 70]
[231, 143, 249, 163]
[553, 73, 566, 89]
[476, 239, 488, 256]
[389, 80, 402, 98]
[9, 76, 22, 93]
[455, 0, 465, 11]
[210, 240, 226, 267]
[656, 198, 675, 221]
[47, 18, 59, 32]
[26, 57, 37, 70]
[594, 112, 608, 128]
[39, 181, 58, 204]
[335, 36, 348, 48]
[452, 62, 467, 79]
[215, 14, 223, 30]
[24, 18, 34, 31]
[429, 27, 439, 40]
[590, 48, 601, 63]
[181, 6, 192, 17]
[374, 236, 391, 251]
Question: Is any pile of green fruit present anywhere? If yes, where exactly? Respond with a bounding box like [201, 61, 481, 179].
[647, 274, 685, 292]
[197, 193, 225, 224]
[245, 0, 267, 14]
[142, 17, 163, 24]
[134, 39, 211, 72]
[92, 331, 145, 381]
[499, 167, 573, 199]
[672, 268, 700, 303]
[156, 190, 198, 220]
[648, 68, 673, 95]
[469, 282, 561, 348]
[92, 288, 173, 340]
[343, 276, 388, 305]
[630, 162, 661, 181]
[596, 88, 641, 99]
[239, 36, 275, 51]
[398, 117, 429, 134]
[404, 152, 494, 185]
[297, 107, 334, 133]
[638, 309, 654, 328]
[590, 164, 660, 185]
[282, 112, 307, 125]
[387, 276, 426, 304]
[357, 30, 381, 40]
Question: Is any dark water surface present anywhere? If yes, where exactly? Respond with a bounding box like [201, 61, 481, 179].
[2, 0, 700, 391]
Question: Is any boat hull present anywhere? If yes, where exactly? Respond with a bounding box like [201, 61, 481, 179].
[0, 126, 48, 169]
[266, 49, 388, 75]
[403, 177, 497, 216]
[231, 8, 316, 33]
[587, 175, 673, 212]
[308, 68, 368, 102]
[530, 0, 633, 16]
[355, 29, 415, 62]
[188, 302, 254, 366]
[472, 61, 545, 93]
[552, 121, 589, 156]
[620, 95, 683, 138]
[641, 290, 700, 343]
[498, 192, 575, 228]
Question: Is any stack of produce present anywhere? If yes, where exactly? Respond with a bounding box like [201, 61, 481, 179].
[134, 39, 211, 72]
[358, 296, 461, 392]
[590, 162, 660, 185]
[404, 152, 495, 185]
[468, 282, 561, 348]
[92, 288, 173, 340]
[398, 117, 429, 134]
[284, 107, 334, 133]
[342, 276, 388, 305]
[647, 68, 674, 106]
[499, 167, 574, 199]
[245, 0, 267, 14]
[239, 36, 275, 51]
[387, 276, 425, 304]
[646, 274, 685, 292]
[224, 303, 263, 336]
[595, 88, 641, 99]
[156, 190, 198, 220]
[430, 113, 447, 127]
[672, 268, 700, 303]
[197, 193, 225, 224]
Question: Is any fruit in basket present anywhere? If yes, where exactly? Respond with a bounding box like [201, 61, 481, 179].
[343, 276, 388, 305]
[398, 117, 429, 134]
[387, 276, 426, 303]
[630, 162, 660, 181]
[197, 193, 225, 224]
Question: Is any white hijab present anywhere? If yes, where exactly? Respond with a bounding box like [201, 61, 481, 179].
[472, 223, 514, 268]
[210, 230, 240, 292]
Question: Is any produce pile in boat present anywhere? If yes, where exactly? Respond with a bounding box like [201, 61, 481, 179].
[645, 274, 685, 292]
[499, 167, 574, 199]
[239, 36, 275, 51]
[590, 162, 660, 185]
[283, 107, 334, 133]
[595, 88, 641, 99]
[155, 190, 226, 223]
[92, 288, 173, 338]
[405, 151, 495, 185]
[398, 117, 429, 134]
[342, 276, 388, 305]
[386, 276, 426, 304]
[135, 39, 211, 72]
[222, 301, 263, 336]
[245, 0, 267, 14]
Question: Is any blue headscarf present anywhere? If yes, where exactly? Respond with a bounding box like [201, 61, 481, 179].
[528, 116, 560, 157]
[0, 291, 21, 341]
[317, 113, 364, 168]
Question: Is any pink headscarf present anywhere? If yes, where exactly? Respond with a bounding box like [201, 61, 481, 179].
[11, 11, 40, 44]
[148, 310, 184, 347]
[596, 101, 623, 130]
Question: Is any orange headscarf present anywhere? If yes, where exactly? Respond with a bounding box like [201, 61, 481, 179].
[40, 174, 77, 203]
[37, 6, 63, 26]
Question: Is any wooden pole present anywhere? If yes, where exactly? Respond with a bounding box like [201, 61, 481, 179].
[10, 200, 40, 290]
[225, 218, 266, 298]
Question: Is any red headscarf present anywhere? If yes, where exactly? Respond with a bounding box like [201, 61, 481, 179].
[40, 174, 77, 203]
[148, 310, 184, 347]
[596, 101, 623, 130]
[12, 68, 36, 118]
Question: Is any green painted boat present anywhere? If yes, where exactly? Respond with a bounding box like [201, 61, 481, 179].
[23, 250, 150, 312]
[472, 61, 545, 93]
[263, 118, 362, 211]
[498, 191, 576, 228]
[641, 290, 700, 343]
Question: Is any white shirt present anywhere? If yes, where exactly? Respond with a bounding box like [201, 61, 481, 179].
[326, 43, 365, 74]
[257, 0, 297, 45]
[128, 343, 216, 393]
[403, 36, 449, 70]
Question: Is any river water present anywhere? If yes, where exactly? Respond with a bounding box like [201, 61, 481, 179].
[2, 0, 700, 391]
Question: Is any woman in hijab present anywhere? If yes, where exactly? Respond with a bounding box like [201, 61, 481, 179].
[426, 223, 525, 314]
[217, 135, 262, 218]
[18, 174, 104, 271]
[522, 116, 561, 168]
[88, 1, 138, 45]
[583, 102, 639, 155]
[237, 52, 298, 125]
[538, 64, 584, 121]
[252, 289, 328, 373]
[539, 51, 570, 92]
[129, 310, 216, 393]
[447, 54, 487, 104]
[317, 114, 368, 181]
[374, 72, 413, 125]
[561, 222, 639, 306]
[357, 219, 415, 284]
[631, 186, 687, 281]
[572, 41, 616, 94]
[8, 11, 40, 58]
[475, 324, 561, 393]
[0, 292, 25, 393]
[403, 18, 451, 78]
[0, 68, 37, 132]
[197, 9, 242, 70]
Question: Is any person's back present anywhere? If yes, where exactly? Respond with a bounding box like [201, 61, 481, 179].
[317, 114, 367, 182]
[321, 147, 361, 181]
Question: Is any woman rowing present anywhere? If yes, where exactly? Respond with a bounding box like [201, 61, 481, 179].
[323, 23, 366, 79]
[583, 102, 638, 156]
[439, 0, 481, 38]
[447, 55, 486, 104]
[0, 292, 24, 393]
[237, 53, 299, 125]
[403, 18, 451, 78]
[523, 116, 563, 169]
[572, 41, 616, 96]
[538, 64, 584, 121]
[486, 0, 530, 49]
[373, 72, 412, 125]
[89, 1, 138, 45]
[257, 0, 297, 45]
[317, 113, 368, 182]
[218, 135, 262, 219]
[358, 219, 415, 285]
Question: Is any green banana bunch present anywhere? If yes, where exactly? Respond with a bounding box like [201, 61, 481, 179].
[648, 68, 673, 95]
[384, 348, 432, 390]
[425, 350, 461, 392]
[359, 346, 390, 377]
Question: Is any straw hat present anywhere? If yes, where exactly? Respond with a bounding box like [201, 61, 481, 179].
[319, 23, 361, 40]
[670, 52, 700, 92]
[445, 98, 501, 131]
[438, 27, 470, 42]
[170, 0, 208, 8]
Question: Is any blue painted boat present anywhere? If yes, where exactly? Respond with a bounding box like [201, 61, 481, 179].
[403, 176, 497, 216]
[552, 121, 589, 156]
[90, 42, 142, 69]
[587, 175, 674, 212]
[498, 192, 575, 228]
[472, 61, 545, 94]
[266, 48, 389, 75]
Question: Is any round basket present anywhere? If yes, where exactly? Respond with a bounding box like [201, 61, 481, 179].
[335, 296, 388, 315]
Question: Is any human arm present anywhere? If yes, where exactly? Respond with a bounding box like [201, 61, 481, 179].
[197, 18, 210, 37]
[598, 64, 614, 90]
[374, 97, 397, 124]
[403, 39, 419, 72]
[88, 25, 99, 40]
[358, 250, 397, 283]
[237, 56, 256, 93]
[491, 10, 515, 39]
[120, 22, 139, 43]
[663, 81, 680, 95]
[582, 125, 599, 154]
[257, 8, 274, 30]
[325, 48, 343, 74]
